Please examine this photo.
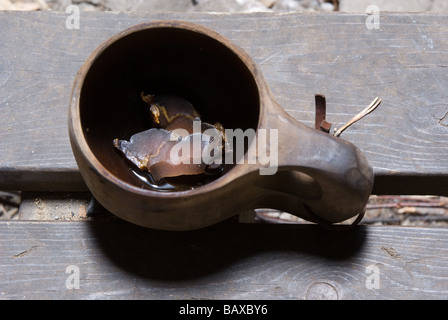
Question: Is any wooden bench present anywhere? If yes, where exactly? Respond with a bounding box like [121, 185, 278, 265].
[1, 11, 447, 300]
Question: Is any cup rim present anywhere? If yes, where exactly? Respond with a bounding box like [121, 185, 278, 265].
[69, 20, 269, 198]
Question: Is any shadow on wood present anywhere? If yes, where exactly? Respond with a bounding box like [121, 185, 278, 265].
[86, 220, 368, 282]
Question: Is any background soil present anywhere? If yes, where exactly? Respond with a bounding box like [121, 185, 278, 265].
[1, 0, 447, 226]
[1, 0, 446, 13]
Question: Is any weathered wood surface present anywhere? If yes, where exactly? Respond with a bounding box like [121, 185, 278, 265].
[0, 11, 447, 194]
[1, 220, 448, 300]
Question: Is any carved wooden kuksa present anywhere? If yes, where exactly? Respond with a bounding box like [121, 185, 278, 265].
[68, 21, 373, 230]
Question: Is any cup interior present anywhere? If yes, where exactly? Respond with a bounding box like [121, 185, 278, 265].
[79, 24, 260, 191]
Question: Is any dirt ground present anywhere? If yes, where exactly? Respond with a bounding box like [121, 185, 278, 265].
[0, 0, 338, 12]
[2, 0, 448, 12]
[1, 0, 447, 226]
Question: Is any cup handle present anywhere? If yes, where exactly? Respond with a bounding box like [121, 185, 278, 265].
[257, 106, 374, 224]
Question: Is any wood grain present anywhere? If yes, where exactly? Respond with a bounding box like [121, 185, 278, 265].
[1, 220, 448, 299]
[0, 11, 447, 194]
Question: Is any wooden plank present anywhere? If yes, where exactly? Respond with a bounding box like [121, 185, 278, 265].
[1, 220, 448, 299]
[0, 11, 448, 194]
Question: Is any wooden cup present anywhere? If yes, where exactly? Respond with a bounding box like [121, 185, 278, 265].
[68, 21, 373, 230]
